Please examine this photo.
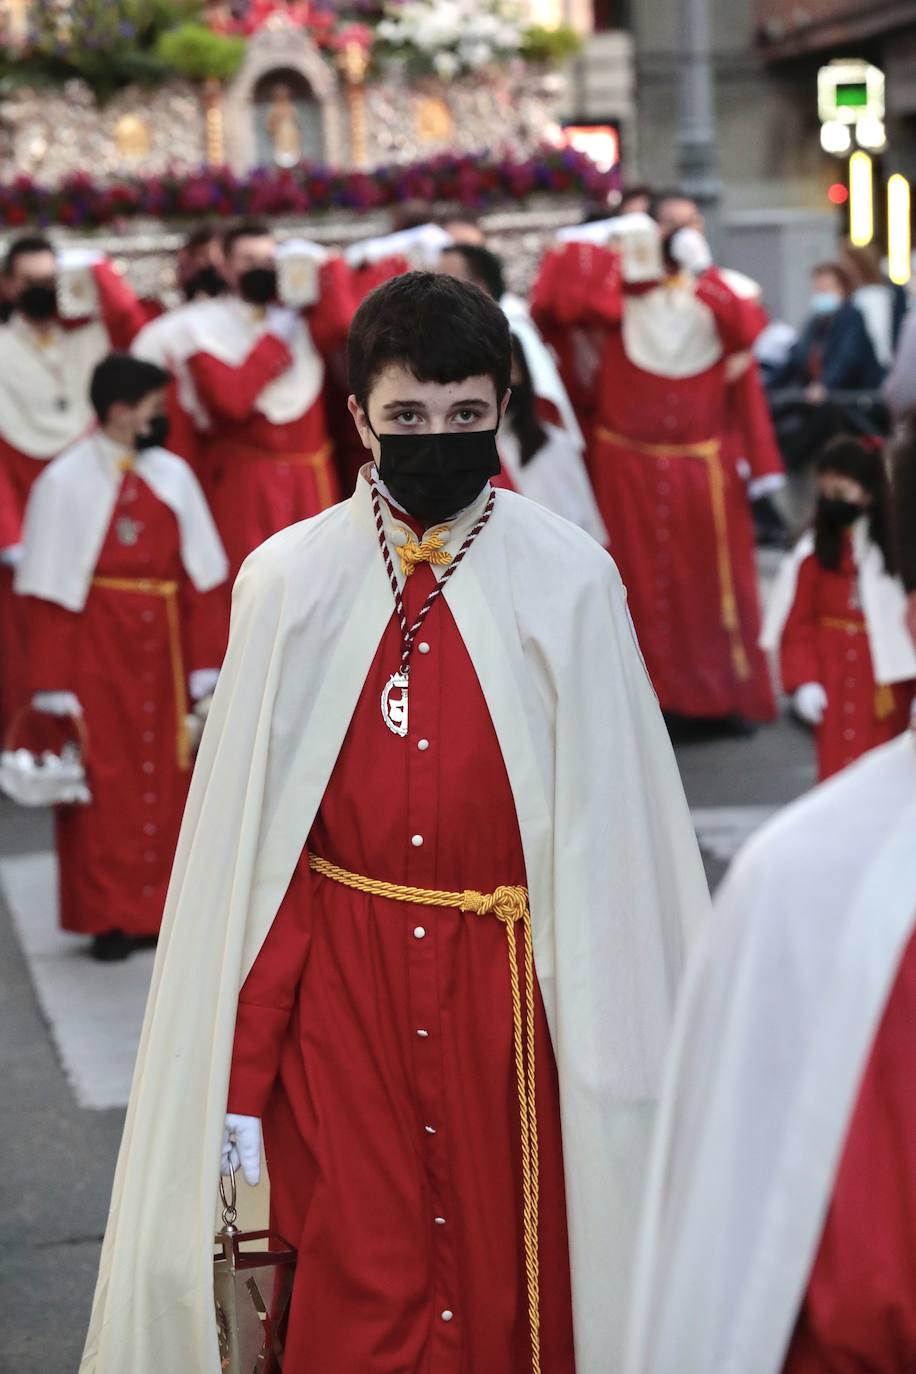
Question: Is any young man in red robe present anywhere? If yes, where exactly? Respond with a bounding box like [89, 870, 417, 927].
[170, 220, 355, 577]
[16, 354, 228, 960]
[762, 438, 915, 780]
[532, 215, 775, 724]
[0, 236, 147, 731]
[81, 273, 709, 1374]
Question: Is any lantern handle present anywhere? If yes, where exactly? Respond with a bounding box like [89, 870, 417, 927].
[219, 1163, 239, 1229]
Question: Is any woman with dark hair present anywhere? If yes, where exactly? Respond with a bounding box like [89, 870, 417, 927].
[500, 336, 608, 543]
[761, 436, 915, 779]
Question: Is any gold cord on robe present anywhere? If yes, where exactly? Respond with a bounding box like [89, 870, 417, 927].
[395, 526, 454, 579]
[308, 852, 542, 1374]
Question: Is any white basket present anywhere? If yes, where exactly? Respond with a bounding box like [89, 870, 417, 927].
[0, 710, 91, 807]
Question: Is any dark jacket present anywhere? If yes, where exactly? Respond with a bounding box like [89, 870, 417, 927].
[776, 300, 885, 392]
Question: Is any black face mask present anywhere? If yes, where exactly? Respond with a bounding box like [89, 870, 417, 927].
[375, 427, 501, 526]
[818, 496, 865, 530]
[136, 414, 170, 451]
[238, 266, 278, 306]
[183, 265, 226, 300]
[17, 282, 58, 322]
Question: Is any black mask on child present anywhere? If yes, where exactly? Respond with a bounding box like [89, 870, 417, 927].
[817, 496, 865, 530]
[183, 265, 226, 300]
[238, 266, 278, 306]
[136, 414, 170, 451]
[17, 282, 58, 322]
[373, 426, 501, 526]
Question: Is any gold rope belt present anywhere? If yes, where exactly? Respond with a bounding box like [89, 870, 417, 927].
[308, 852, 542, 1374]
[91, 576, 190, 770]
[819, 617, 896, 719]
[215, 441, 336, 508]
[596, 425, 750, 680]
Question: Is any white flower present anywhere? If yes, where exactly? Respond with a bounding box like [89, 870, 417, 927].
[433, 50, 461, 78]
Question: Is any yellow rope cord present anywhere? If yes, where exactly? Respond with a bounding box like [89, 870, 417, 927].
[395, 526, 454, 578]
[91, 577, 190, 770]
[597, 426, 751, 680]
[819, 616, 866, 634]
[308, 852, 541, 1372]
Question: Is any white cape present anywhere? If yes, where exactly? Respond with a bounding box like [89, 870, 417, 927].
[16, 431, 228, 611]
[0, 315, 107, 458]
[501, 291, 585, 448]
[80, 471, 709, 1374]
[626, 730, 916, 1374]
[499, 421, 608, 546]
[761, 520, 916, 685]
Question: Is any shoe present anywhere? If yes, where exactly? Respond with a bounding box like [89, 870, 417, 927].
[89, 929, 135, 962]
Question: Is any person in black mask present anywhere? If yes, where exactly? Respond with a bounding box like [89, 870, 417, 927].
[177, 224, 227, 302]
[761, 435, 915, 780]
[16, 352, 228, 962]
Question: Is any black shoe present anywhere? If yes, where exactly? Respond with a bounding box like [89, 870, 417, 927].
[89, 929, 135, 962]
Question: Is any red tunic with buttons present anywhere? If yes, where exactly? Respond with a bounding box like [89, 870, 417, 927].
[24, 471, 225, 935]
[227, 524, 576, 1373]
[779, 542, 914, 781]
[782, 924, 916, 1372]
[531, 246, 774, 722]
[187, 262, 354, 579]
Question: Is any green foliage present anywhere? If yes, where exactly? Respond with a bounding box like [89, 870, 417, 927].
[156, 23, 245, 82]
[520, 23, 581, 64]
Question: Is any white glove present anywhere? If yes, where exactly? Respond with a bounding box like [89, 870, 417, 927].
[793, 682, 828, 726]
[221, 1114, 261, 1187]
[265, 305, 299, 347]
[188, 668, 219, 703]
[0, 543, 23, 568]
[57, 246, 104, 271]
[32, 690, 83, 718]
[669, 227, 713, 275]
[276, 236, 328, 264]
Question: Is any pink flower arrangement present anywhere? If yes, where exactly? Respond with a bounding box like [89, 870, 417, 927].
[0, 148, 619, 230]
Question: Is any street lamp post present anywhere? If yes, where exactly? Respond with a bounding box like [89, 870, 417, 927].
[675, 0, 722, 245]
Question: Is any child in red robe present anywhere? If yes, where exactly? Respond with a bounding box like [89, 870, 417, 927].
[762, 437, 915, 781]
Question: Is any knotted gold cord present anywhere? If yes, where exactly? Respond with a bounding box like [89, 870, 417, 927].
[91, 577, 190, 769]
[597, 426, 751, 680]
[308, 853, 541, 1373]
[395, 526, 454, 579]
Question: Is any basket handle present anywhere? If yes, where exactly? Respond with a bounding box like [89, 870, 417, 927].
[4, 704, 91, 764]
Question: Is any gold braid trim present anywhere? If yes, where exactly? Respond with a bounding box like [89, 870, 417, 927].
[395, 526, 454, 578]
[308, 852, 541, 1373]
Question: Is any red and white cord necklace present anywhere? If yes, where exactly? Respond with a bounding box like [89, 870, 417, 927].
[371, 477, 496, 736]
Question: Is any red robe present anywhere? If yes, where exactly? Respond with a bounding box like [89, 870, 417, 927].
[0, 262, 147, 733]
[725, 356, 785, 489]
[25, 471, 224, 935]
[779, 542, 914, 781]
[783, 924, 916, 1371]
[188, 260, 354, 579]
[532, 246, 775, 722]
[227, 533, 575, 1373]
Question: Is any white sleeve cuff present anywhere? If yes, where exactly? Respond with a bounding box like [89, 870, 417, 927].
[0, 544, 23, 567]
[32, 691, 82, 717]
[748, 474, 787, 500]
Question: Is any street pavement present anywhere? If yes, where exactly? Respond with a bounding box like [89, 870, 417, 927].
[0, 701, 818, 1373]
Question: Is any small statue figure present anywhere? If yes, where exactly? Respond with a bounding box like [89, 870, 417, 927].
[265, 83, 303, 168]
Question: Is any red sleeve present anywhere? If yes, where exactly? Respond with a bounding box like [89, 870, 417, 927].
[696, 268, 767, 354]
[92, 260, 148, 350]
[782, 926, 916, 1372]
[187, 333, 292, 425]
[779, 555, 821, 693]
[306, 256, 357, 358]
[531, 242, 624, 329]
[25, 594, 80, 694]
[181, 578, 228, 676]
[0, 456, 19, 549]
[227, 854, 313, 1116]
[729, 358, 785, 483]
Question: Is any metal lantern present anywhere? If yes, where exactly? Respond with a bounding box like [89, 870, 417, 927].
[213, 1167, 296, 1374]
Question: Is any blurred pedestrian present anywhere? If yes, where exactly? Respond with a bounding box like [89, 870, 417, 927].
[774, 261, 884, 397]
[15, 354, 227, 960]
[762, 436, 915, 779]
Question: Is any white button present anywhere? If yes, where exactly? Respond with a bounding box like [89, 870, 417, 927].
[143, 702, 155, 713]
[143, 792, 156, 805]
[417, 642, 430, 654]
[441, 1310, 454, 1322]
[417, 739, 430, 751]
[416, 1028, 429, 1038]
[143, 731, 154, 743]
[142, 762, 155, 774]
[144, 850, 157, 863]
[142, 885, 155, 898]
[411, 834, 424, 847]
[413, 926, 426, 939]
[843, 728, 855, 741]
[434, 1216, 446, 1225]
[424, 1124, 437, 1134]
